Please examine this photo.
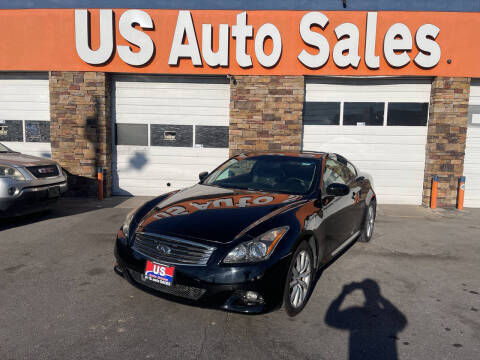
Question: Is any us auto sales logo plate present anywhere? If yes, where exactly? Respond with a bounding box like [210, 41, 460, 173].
[143, 260, 174, 286]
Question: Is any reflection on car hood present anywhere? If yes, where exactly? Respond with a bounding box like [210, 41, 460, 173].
[137, 184, 306, 244]
[0, 153, 57, 167]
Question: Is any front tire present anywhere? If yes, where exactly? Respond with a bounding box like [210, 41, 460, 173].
[358, 200, 376, 243]
[283, 241, 314, 317]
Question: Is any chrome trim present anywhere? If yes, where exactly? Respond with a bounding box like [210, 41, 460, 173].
[138, 232, 216, 251]
[133, 232, 216, 266]
[331, 231, 360, 257]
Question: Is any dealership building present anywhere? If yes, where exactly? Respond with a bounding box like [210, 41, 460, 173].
[0, 0, 479, 207]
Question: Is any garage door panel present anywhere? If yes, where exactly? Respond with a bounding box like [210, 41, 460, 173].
[304, 141, 426, 153]
[115, 89, 230, 100]
[115, 104, 229, 117]
[1, 142, 51, 159]
[114, 114, 227, 126]
[306, 78, 431, 103]
[114, 181, 198, 196]
[114, 78, 229, 89]
[303, 78, 430, 205]
[0, 110, 50, 121]
[303, 125, 427, 136]
[115, 97, 229, 108]
[112, 75, 230, 196]
[345, 160, 425, 171]
[303, 144, 426, 163]
[464, 125, 480, 207]
[303, 135, 426, 145]
[0, 73, 50, 157]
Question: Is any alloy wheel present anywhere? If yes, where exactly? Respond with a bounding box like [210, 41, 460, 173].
[289, 250, 312, 308]
[366, 205, 375, 238]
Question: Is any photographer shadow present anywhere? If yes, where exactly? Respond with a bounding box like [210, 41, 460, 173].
[325, 279, 407, 360]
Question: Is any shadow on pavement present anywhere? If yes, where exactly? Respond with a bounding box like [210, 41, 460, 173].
[325, 279, 407, 360]
[0, 196, 130, 231]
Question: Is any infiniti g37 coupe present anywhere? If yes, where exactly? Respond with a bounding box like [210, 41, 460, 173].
[114, 152, 376, 316]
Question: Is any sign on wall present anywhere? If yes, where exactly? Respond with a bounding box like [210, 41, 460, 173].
[0, 9, 479, 76]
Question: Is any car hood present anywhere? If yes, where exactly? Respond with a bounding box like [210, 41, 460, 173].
[136, 184, 306, 244]
[0, 152, 57, 167]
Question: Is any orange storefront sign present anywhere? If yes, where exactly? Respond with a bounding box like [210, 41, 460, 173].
[0, 9, 479, 76]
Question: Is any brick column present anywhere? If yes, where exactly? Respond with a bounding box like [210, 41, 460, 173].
[422, 77, 470, 207]
[49, 71, 112, 197]
[229, 75, 304, 156]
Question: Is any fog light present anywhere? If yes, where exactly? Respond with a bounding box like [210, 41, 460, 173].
[8, 187, 17, 196]
[245, 291, 261, 302]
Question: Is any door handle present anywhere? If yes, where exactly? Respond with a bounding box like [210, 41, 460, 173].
[352, 191, 360, 201]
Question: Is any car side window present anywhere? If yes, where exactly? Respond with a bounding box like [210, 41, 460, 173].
[323, 158, 350, 187]
[345, 162, 357, 182]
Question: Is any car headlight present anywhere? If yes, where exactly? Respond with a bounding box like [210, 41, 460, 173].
[122, 207, 139, 238]
[223, 226, 289, 264]
[0, 165, 25, 180]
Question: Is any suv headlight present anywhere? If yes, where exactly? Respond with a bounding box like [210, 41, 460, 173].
[223, 226, 289, 264]
[0, 165, 25, 180]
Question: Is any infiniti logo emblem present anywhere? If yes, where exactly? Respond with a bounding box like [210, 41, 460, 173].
[156, 244, 172, 255]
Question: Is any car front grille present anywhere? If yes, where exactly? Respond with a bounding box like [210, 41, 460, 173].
[128, 269, 206, 300]
[133, 232, 216, 266]
[27, 165, 59, 178]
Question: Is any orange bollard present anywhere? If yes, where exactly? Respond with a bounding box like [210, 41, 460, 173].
[457, 176, 465, 210]
[430, 175, 438, 209]
[98, 167, 104, 201]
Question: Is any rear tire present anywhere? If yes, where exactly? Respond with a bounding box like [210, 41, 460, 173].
[283, 241, 314, 317]
[358, 199, 376, 243]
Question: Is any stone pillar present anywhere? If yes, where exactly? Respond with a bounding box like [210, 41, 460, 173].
[422, 77, 470, 207]
[49, 71, 112, 197]
[229, 75, 304, 156]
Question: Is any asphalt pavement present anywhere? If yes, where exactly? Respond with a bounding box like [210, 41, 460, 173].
[0, 197, 479, 360]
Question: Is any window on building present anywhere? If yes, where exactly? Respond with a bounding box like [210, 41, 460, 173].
[343, 102, 384, 126]
[303, 102, 341, 125]
[387, 102, 429, 126]
[116, 124, 148, 146]
[195, 125, 229, 148]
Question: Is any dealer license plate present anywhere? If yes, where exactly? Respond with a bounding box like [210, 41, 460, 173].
[143, 261, 174, 286]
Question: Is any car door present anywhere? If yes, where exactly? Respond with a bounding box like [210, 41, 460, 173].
[321, 157, 358, 255]
[343, 159, 366, 232]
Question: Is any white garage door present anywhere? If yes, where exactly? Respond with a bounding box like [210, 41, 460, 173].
[464, 80, 480, 208]
[112, 75, 230, 196]
[303, 77, 432, 205]
[0, 73, 51, 158]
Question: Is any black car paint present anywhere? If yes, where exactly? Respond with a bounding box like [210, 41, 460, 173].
[114, 153, 375, 313]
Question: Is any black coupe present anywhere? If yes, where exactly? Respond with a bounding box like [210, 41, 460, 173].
[114, 152, 376, 316]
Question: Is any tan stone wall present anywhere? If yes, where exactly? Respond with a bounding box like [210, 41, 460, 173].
[422, 77, 470, 207]
[229, 75, 304, 156]
[49, 71, 112, 197]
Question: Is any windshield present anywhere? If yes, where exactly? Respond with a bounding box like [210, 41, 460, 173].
[204, 156, 318, 195]
[0, 143, 13, 153]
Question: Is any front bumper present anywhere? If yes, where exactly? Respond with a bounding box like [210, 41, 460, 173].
[0, 180, 67, 216]
[114, 234, 291, 314]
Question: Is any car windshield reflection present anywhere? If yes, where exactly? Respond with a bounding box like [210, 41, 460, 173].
[204, 155, 318, 195]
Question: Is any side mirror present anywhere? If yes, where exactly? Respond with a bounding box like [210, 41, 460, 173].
[326, 183, 350, 197]
[198, 171, 209, 182]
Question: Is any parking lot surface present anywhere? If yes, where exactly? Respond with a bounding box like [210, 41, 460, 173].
[1, 197, 479, 360]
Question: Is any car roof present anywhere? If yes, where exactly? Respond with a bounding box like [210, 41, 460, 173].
[235, 151, 326, 160]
